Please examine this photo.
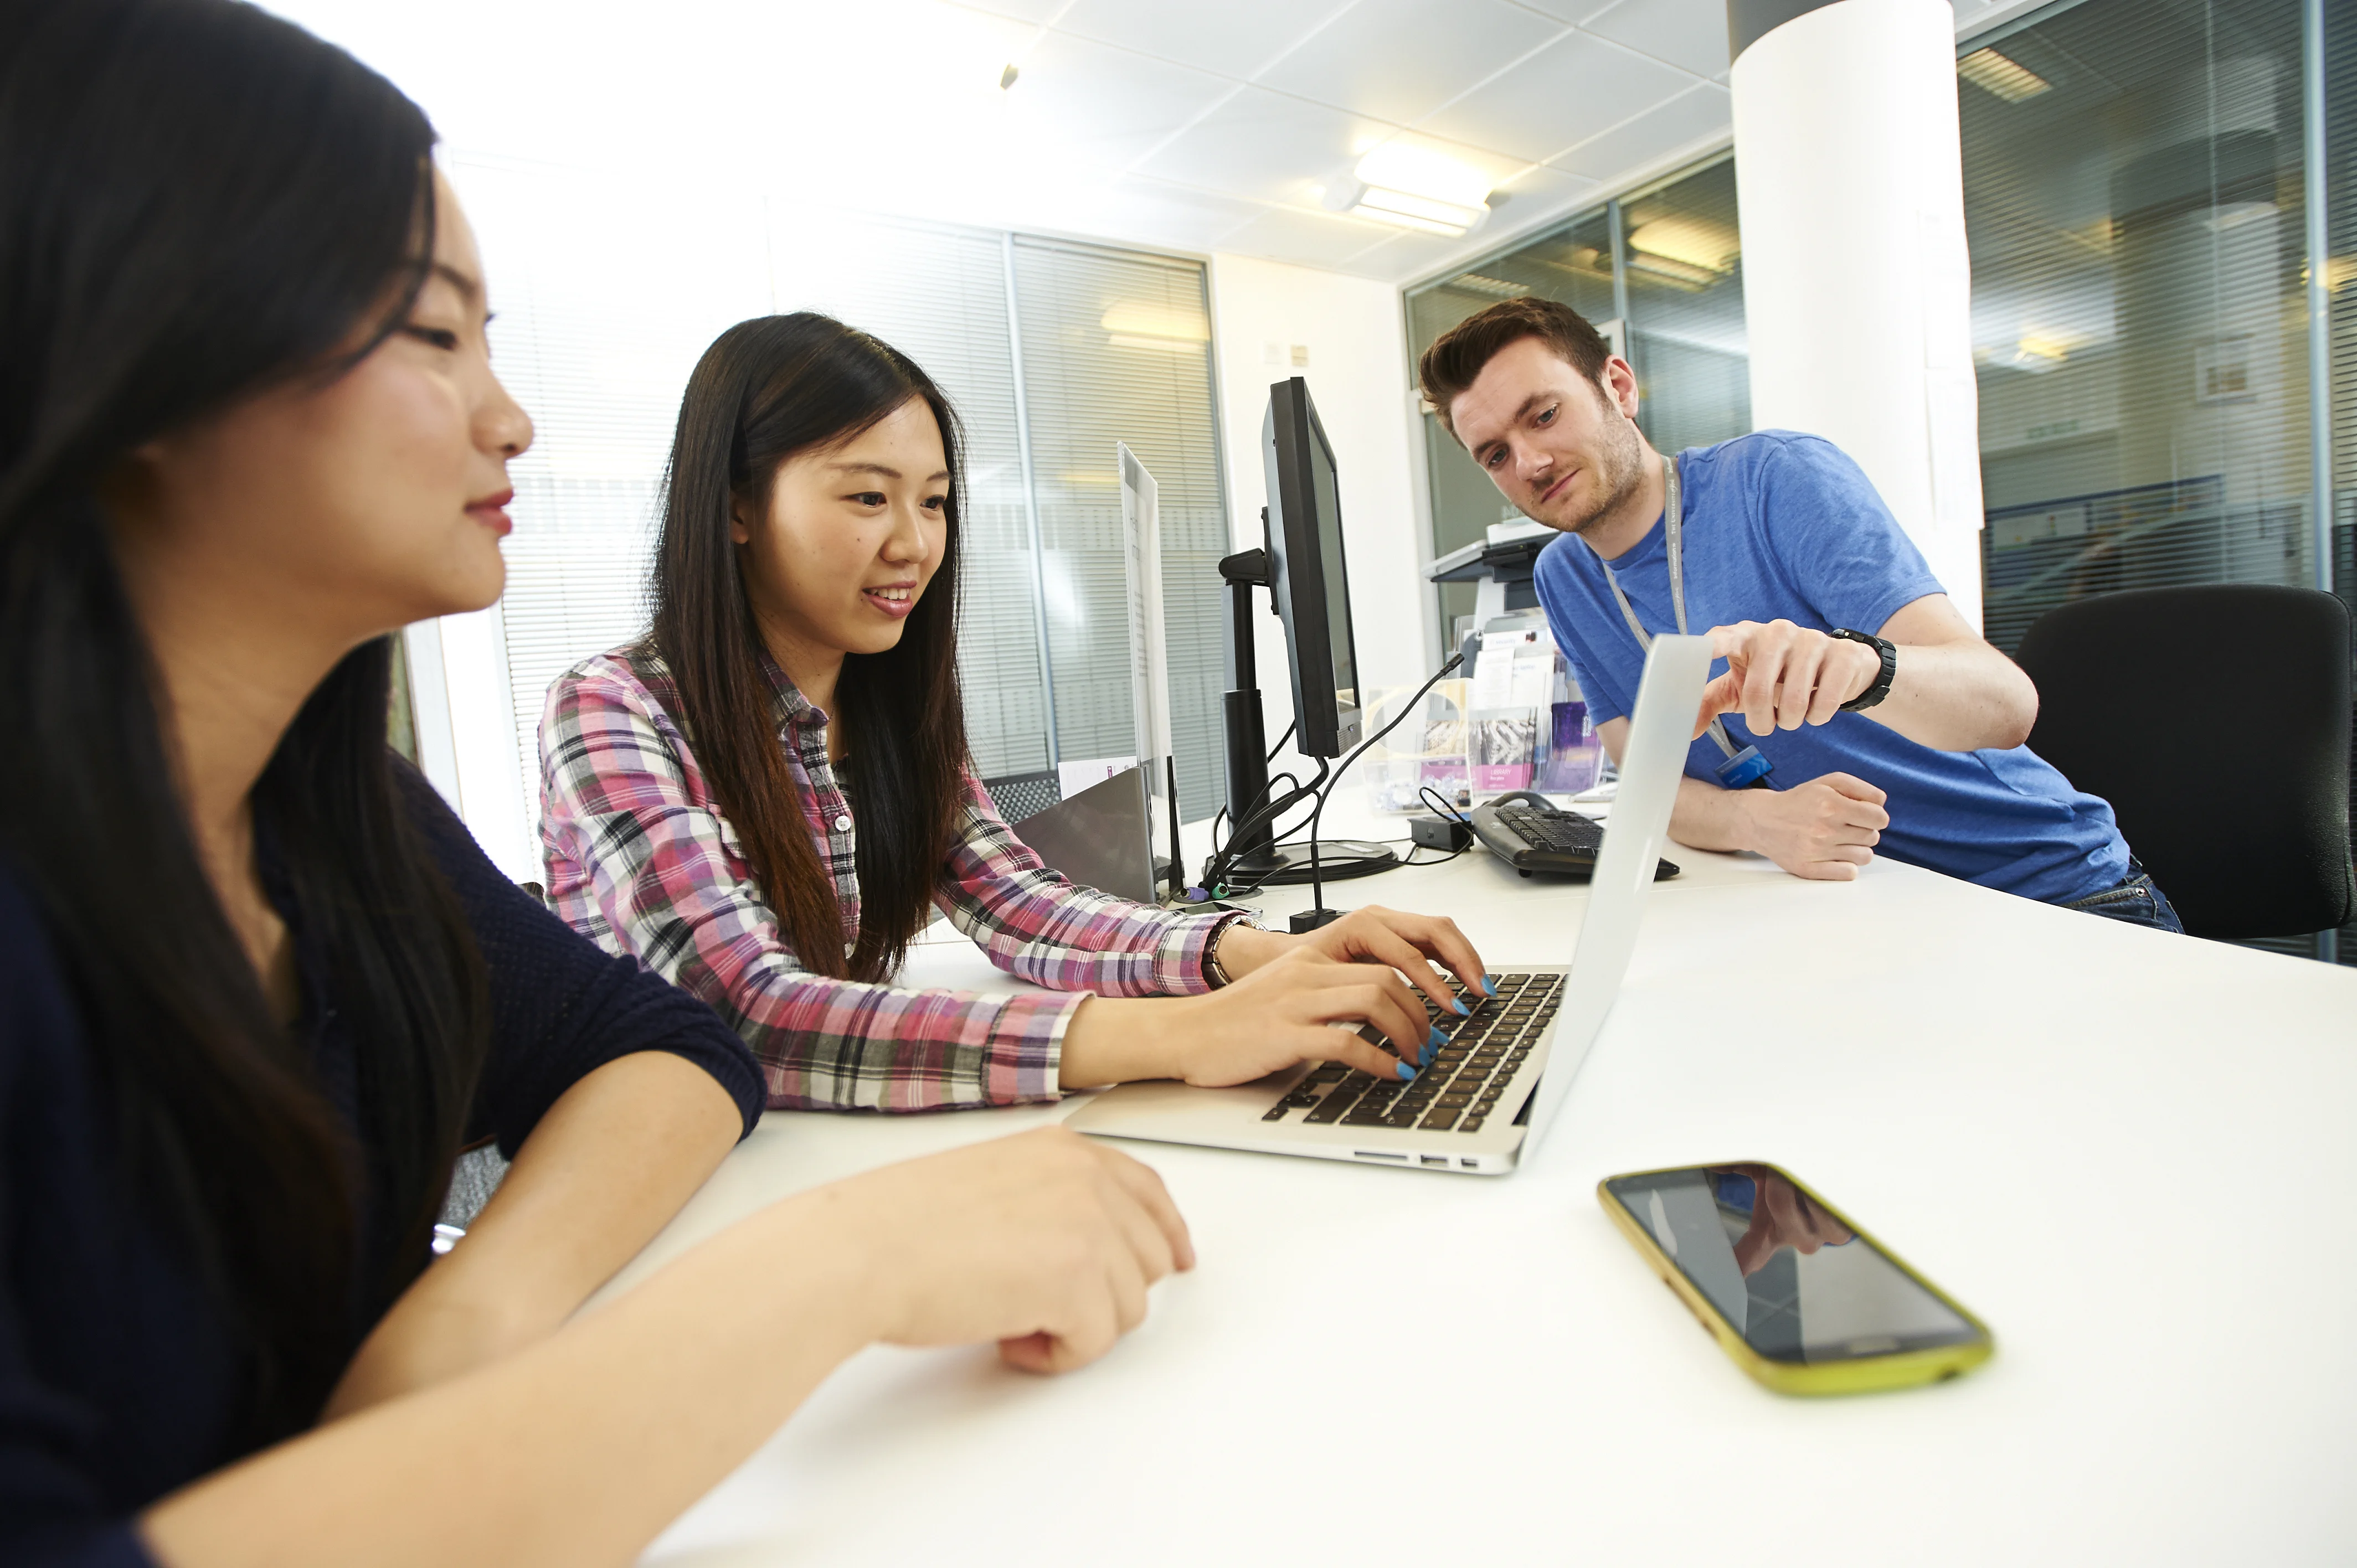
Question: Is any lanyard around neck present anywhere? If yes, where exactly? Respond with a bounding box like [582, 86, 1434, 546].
[1603, 453, 1741, 762]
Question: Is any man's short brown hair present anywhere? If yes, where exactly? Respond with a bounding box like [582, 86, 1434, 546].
[1417, 297, 1614, 440]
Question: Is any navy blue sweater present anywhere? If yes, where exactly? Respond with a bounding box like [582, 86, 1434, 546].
[0, 772, 764, 1566]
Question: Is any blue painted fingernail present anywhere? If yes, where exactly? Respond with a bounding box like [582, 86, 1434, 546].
[1396, 1061, 1416, 1081]
[1420, 1041, 1438, 1066]
[1452, 998, 1470, 1015]
[1427, 1027, 1447, 1049]
[1481, 976, 1498, 996]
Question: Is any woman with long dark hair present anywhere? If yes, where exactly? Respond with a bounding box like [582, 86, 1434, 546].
[1, 3, 1188, 1562]
[540, 314, 1490, 1110]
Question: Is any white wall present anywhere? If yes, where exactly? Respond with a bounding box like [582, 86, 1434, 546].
[1207, 254, 1431, 804]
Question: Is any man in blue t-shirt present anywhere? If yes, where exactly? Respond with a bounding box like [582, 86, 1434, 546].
[1417, 297, 2178, 928]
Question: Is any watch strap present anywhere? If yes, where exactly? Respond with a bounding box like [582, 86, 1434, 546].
[1203, 912, 1257, 987]
[1828, 628, 1897, 712]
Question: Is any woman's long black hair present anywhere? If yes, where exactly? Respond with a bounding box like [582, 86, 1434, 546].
[0, 0, 490, 1444]
[652, 314, 971, 983]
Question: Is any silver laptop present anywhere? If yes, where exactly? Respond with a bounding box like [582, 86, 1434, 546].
[1066, 633, 1712, 1176]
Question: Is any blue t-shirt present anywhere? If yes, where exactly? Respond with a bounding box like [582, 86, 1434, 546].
[1531, 430, 2129, 904]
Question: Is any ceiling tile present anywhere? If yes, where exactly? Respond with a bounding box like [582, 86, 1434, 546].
[1003, 31, 1238, 168]
[1507, 0, 1624, 20]
[1579, 0, 1731, 79]
[1133, 85, 1394, 205]
[1545, 80, 1730, 182]
[1051, 177, 1272, 251]
[1052, 0, 1346, 81]
[1213, 204, 1409, 270]
[1256, 0, 1563, 126]
[1333, 227, 1489, 282]
[1486, 159, 1603, 221]
[1416, 31, 1692, 164]
[950, 0, 1069, 22]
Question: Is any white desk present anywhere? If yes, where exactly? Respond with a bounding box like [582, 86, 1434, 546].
[610, 809, 2357, 1567]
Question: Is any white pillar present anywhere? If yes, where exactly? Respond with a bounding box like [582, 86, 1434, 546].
[1729, 0, 1985, 630]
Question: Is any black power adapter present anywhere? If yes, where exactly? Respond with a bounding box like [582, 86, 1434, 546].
[1409, 814, 1474, 852]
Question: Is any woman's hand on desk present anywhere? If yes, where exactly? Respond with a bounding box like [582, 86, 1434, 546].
[1061, 943, 1456, 1090]
[809, 1126, 1192, 1374]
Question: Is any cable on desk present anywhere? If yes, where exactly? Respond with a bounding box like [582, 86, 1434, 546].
[1294, 651, 1464, 929]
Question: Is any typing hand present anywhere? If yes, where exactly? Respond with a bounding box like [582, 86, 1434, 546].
[1698, 619, 1882, 739]
[1170, 946, 1450, 1086]
[1737, 772, 1889, 880]
[1214, 906, 1486, 1016]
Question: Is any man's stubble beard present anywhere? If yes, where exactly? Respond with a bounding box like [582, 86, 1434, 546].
[1546, 403, 1646, 539]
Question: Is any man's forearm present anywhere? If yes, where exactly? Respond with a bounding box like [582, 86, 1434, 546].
[1667, 774, 1752, 854]
[1858, 637, 2037, 753]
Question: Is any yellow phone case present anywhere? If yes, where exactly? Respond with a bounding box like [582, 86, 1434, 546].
[1597, 1162, 1995, 1396]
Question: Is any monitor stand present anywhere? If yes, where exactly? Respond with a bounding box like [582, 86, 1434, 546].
[1217, 543, 1399, 889]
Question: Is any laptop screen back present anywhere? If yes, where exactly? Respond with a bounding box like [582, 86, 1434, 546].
[1515, 634, 1713, 1159]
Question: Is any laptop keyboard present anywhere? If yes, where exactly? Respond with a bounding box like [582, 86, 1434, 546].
[1498, 804, 1605, 856]
[1261, 971, 1563, 1134]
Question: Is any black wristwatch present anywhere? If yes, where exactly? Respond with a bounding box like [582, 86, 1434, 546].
[1827, 628, 1897, 712]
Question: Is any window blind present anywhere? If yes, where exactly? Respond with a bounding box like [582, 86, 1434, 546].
[1009, 237, 1231, 821]
[1961, 0, 2318, 654]
[768, 216, 1051, 781]
[449, 158, 773, 861]
[2329, 0, 2355, 616]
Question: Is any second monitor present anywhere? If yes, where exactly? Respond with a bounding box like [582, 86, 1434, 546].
[1211, 376, 1396, 887]
[1263, 376, 1361, 759]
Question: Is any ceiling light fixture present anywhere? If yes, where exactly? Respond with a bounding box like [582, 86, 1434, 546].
[1958, 48, 2051, 102]
[1321, 143, 1493, 239]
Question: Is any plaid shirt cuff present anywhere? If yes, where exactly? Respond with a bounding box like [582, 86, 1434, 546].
[1152, 910, 1247, 997]
[987, 987, 1085, 1103]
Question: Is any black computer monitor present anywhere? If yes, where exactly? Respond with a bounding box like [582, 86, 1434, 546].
[1262, 377, 1362, 759]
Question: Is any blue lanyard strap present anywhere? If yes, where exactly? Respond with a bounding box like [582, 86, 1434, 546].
[1603, 455, 1741, 762]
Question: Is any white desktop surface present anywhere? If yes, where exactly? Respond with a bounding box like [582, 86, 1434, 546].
[610, 806, 2357, 1567]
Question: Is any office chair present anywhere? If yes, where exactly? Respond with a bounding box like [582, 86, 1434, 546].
[2014, 584, 2354, 941]
[981, 768, 1061, 825]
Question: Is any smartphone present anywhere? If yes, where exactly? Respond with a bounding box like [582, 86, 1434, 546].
[1598, 1163, 1994, 1395]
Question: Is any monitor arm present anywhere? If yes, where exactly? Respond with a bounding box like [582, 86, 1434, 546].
[1218, 539, 1278, 873]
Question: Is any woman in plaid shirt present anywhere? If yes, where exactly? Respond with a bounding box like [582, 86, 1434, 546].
[540, 313, 1488, 1113]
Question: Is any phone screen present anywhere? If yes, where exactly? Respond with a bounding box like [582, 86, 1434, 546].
[1603, 1165, 1979, 1364]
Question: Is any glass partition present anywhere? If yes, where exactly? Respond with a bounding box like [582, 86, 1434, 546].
[1962, 0, 2319, 653]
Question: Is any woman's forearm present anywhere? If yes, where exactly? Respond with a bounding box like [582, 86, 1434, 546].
[143, 1126, 1195, 1568]
[325, 1051, 745, 1417]
[146, 1189, 879, 1568]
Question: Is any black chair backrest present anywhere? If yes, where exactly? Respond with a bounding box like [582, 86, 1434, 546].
[2014, 585, 2353, 940]
[982, 768, 1061, 826]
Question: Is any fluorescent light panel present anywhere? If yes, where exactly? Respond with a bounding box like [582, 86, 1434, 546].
[1325, 143, 1493, 238]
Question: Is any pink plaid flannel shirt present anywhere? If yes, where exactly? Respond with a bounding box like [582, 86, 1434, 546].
[537, 643, 1233, 1111]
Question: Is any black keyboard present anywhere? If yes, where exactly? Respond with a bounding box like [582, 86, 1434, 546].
[1468, 795, 1679, 881]
[1260, 971, 1564, 1135]
[1498, 803, 1604, 854]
